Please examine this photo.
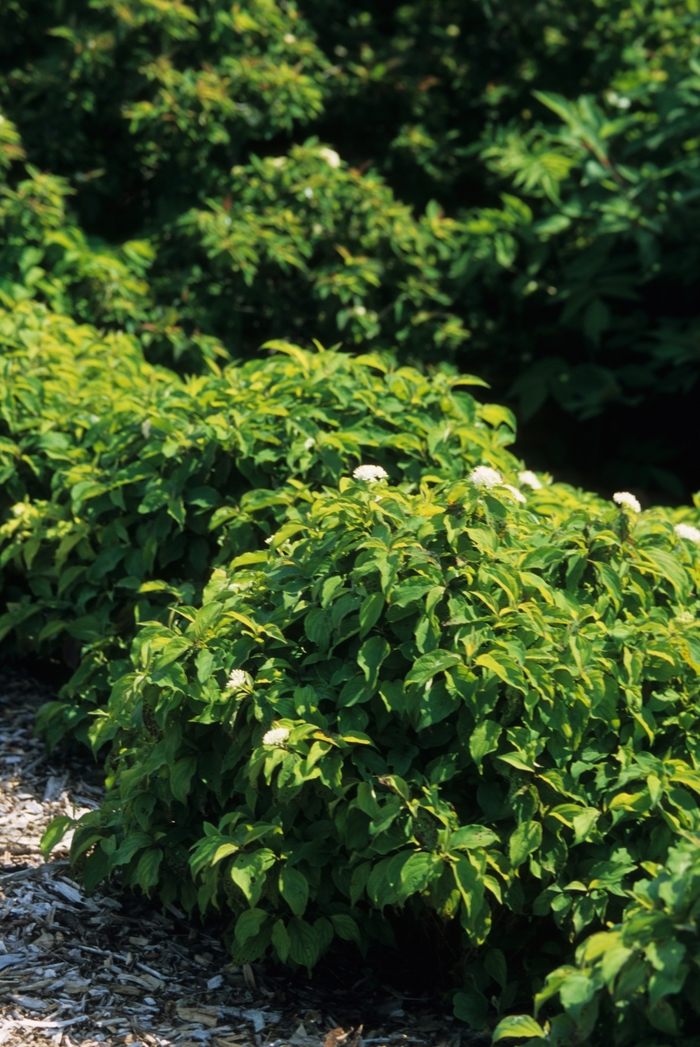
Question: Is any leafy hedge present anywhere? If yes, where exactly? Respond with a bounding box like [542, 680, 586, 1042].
[4, 301, 700, 1040]
[0, 301, 517, 744]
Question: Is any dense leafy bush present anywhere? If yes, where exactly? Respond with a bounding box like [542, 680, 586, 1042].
[495, 838, 700, 1044]
[1, 1, 700, 488]
[2, 2, 700, 1041]
[0, 305, 516, 743]
[40, 445, 700, 1038]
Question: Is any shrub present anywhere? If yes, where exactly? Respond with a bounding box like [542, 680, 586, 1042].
[0, 304, 518, 744]
[44, 463, 700, 1037]
[494, 838, 700, 1045]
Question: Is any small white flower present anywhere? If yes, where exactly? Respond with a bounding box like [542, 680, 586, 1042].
[319, 147, 340, 169]
[503, 484, 527, 504]
[141, 419, 152, 438]
[262, 726, 290, 746]
[613, 491, 641, 513]
[226, 669, 248, 691]
[283, 33, 296, 44]
[353, 464, 388, 482]
[518, 470, 543, 490]
[304, 187, 314, 198]
[303, 437, 315, 450]
[675, 523, 700, 544]
[469, 466, 502, 489]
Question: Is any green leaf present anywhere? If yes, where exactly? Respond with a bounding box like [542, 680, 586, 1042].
[476, 650, 524, 687]
[110, 832, 152, 868]
[154, 636, 193, 669]
[492, 1015, 546, 1041]
[195, 648, 214, 683]
[509, 821, 543, 867]
[288, 917, 321, 972]
[279, 866, 309, 917]
[453, 988, 489, 1029]
[359, 592, 384, 637]
[40, 816, 73, 861]
[357, 635, 390, 688]
[170, 756, 198, 804]
[136, 847, 163, 892]
[469, 720, 502, 771]
[235, 908, 268, 946]
[450, 825, 499, 850]
[330, 913, 361, 944]
[485, 948, 508, 989]
[271, 919, 290, 963]
[406, 650, 462, 687]
[395, 851, 437, 901]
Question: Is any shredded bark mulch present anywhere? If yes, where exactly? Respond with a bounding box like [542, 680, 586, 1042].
[0, 673, 474, 1047]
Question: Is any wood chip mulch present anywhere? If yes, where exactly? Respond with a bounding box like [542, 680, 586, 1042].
[0, 674, 474, 1047]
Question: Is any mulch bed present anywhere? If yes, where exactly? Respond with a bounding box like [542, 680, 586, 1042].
[0, 673, 476, 1047]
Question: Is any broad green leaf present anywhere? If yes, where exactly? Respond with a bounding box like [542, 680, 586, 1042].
[288, 918, 321, 972]
[492, 1015, 546, 1041]
[469, 720, 502, 771]
[235, 908, 268, 946]
[170, 756, 198, 804]
[40, 816, 73, 861]
[359, 592, 384, 637]
[136, 847, 163, 891]
[450, 825, 499, 851]
[509, 821, 543, 867]
[279, 866, 309, 917]
[406, 650, 462, 687]
[357, 635, 390, 688]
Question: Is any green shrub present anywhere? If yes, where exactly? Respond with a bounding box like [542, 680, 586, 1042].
[494, 837, 700, 1045]
[43, 463, 700, 1036]
[0, 303, 518, 743]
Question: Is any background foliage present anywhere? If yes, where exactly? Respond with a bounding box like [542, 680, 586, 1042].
[0, 0, 699, 492]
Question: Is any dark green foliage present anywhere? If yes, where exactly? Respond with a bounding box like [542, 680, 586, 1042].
[1, 1, 700, 487]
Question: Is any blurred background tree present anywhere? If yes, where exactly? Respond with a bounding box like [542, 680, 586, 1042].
[1, 0, 699, 497]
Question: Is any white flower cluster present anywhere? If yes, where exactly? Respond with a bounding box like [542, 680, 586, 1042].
[319, 147, 341, 169]
[141, 419, 152, 439]
[468, 467, 527, 503]
[675, 522, 700, 544]
[518, 470, 543, 490]
[226, 669, 248, 691]
[262, 726, 290, 746]
[468, 466, 502, 488]
[353, 464, 388, 482]
[613, 491, 641, 513]
[503, 484, 527, 504]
